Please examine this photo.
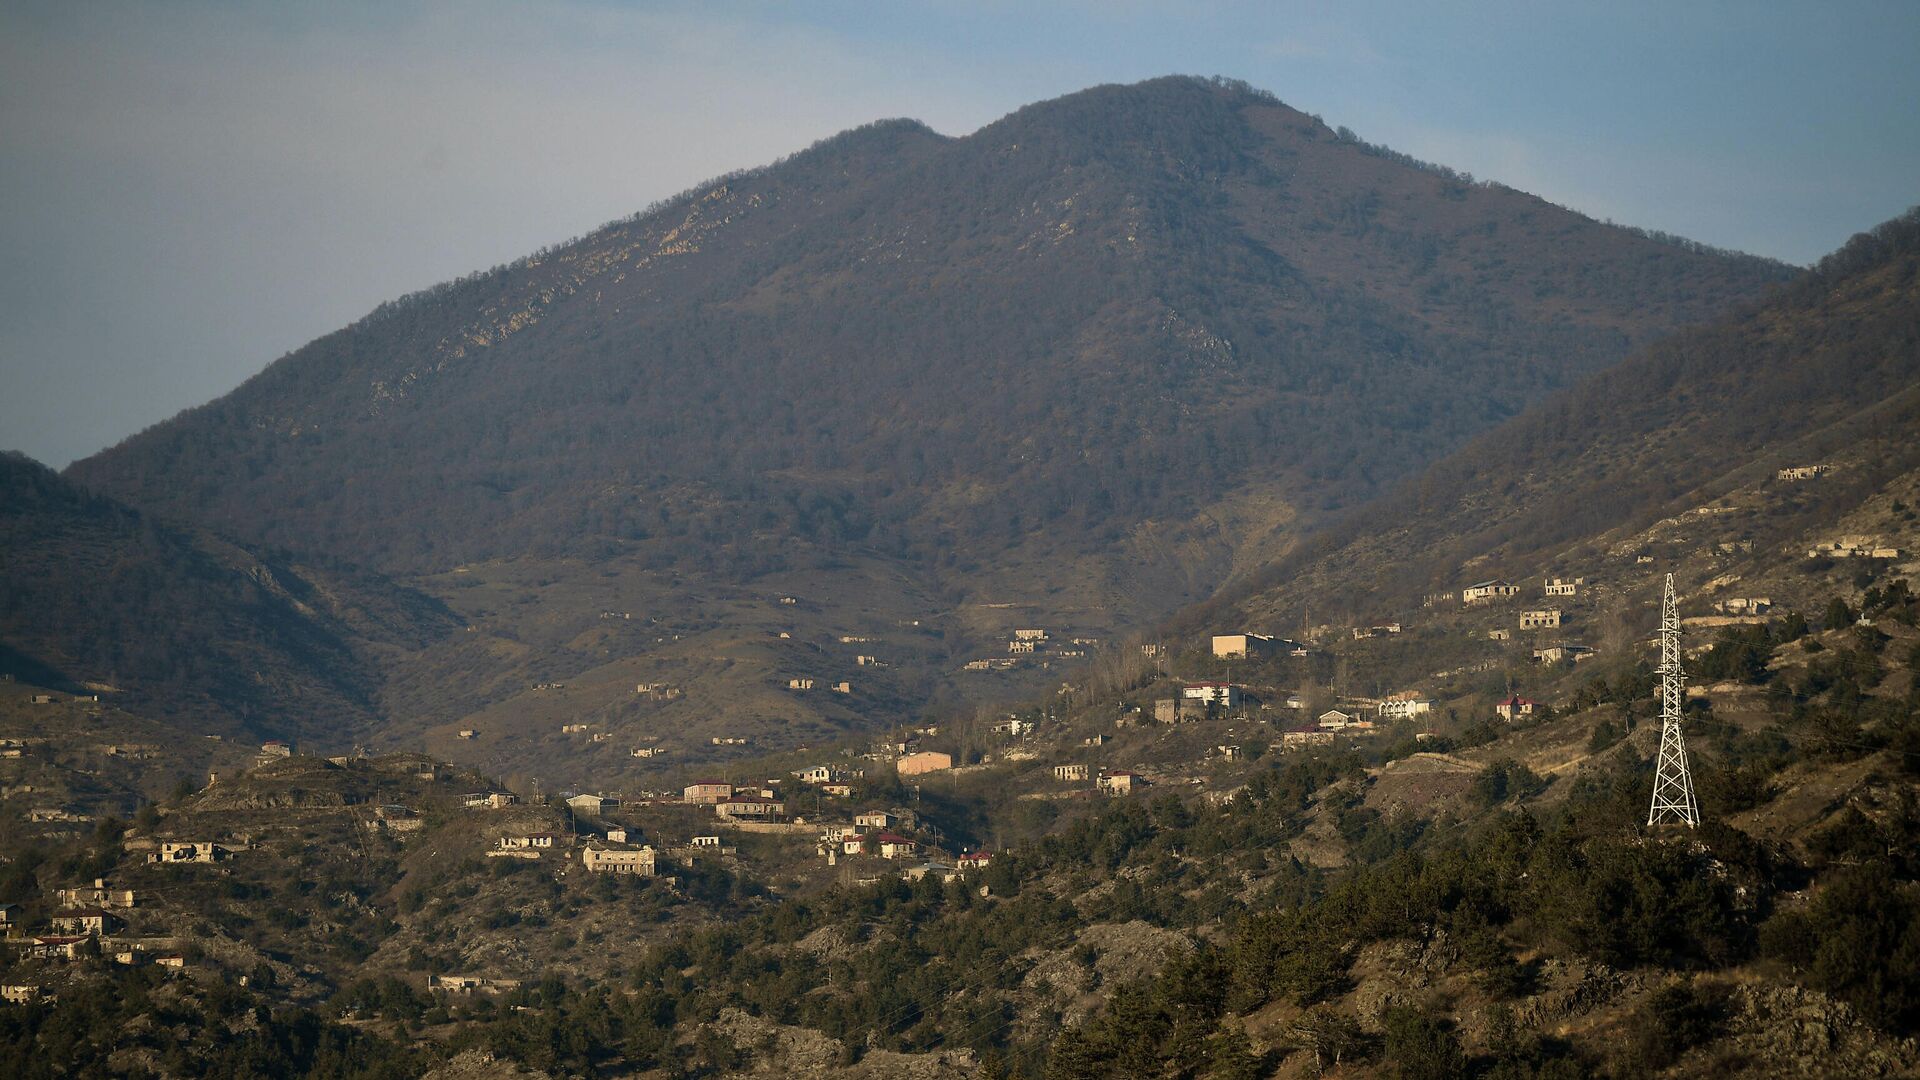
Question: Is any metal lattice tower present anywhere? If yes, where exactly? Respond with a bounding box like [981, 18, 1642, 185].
[1647, 573, 1701, 827]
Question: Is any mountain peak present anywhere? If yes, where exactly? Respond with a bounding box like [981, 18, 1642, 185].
[71, 80, 1793, 601]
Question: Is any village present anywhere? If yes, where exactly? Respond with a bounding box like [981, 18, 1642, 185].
[3, 453, 1915, 1021]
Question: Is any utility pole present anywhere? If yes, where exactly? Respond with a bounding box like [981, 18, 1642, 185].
[1647, 574, 1701, 828]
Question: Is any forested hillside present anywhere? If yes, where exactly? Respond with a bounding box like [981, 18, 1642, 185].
[0, 452, 454, 741]
[70, 77, 1790, 587]
[1197, 206, 1920, 632]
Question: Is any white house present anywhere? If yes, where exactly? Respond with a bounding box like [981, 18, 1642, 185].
[1462, 580, 1520, 603]
[1519, 609, 1563, 630]
[1376, 696, 1434, 721]
[1495, 695, 1538, 721]
[581, 846, 656, 875]
[1181, 683, 1243, 708]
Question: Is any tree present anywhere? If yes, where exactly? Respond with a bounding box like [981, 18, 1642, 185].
[1825, 596, 1856, 631]
[1381, 1006, 1464, 1080]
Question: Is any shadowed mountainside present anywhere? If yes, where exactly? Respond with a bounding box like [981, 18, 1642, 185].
[0, 451, 456, 742]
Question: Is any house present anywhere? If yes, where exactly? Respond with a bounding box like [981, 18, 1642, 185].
[820, 824, 859, 843]
[1495, 695, 1539, 721]
[461, 791, 518, 809]
[1488, 628, 1512, 641]
[581, 846, 656, 875]
[1052, 763, 1089, 782]
[1153, 699, 1179, 724]
[50, 909, 116, 935]
[497, 834, 556, 851]
[1317, 709, 1361, 730]
[957, 851, 993, 872]
[567, 794, 621, 816]
[871, 832, 919, 859]
[0, 904, 16, 930]
[1281, 730, 1336, 750]
[605, 827, 630, 843]
[855, 810, 899, 831]
[259, 740, 292, 758]
[1776, 464, 1830, 481]
[1013, 628, 1048, 641]
[1376, 695, 1433, 721]
[1519, 609, 1563, 629]
[1215, 744, 1243, 762]
[715, 796, 785, 821]
[1, 985, 41, 1004]
[833, 682, 853, 694]
[153, 954, 186, 969]
[823, 782, 855, 798]
[154, 841, 229, 863]
[683, 781, 734, 804]
[896, 751, 952, 777]
[905, 862, 961, 883]
[1533, 644, 1596, 664]
[1462, 580, 1520, 603]
[1182, 682, 1243, 708]
[1808, 537, 1905, 559]
[632, 746, 668, 758]
[991, 718, 1035, 738]
[778, 596, 798, 605]
[28, 694, 53, 705]
[856, 654, 881, 666]
[457, 729, 477, 739]
[429, 974, 521, 994]
[30, 937, 84, 960]
[1715, 597, 1773, 615]
[1212, 633, 1276, 658]
[839, 835, 871, 857]
[690, 835, 723, 848]
[1083, 734, 1110, 746]
[1544, 577, 1584, 597]
[1007, 640, 1038, 654]
[795, 765, 842, 784]
[55, 880, 137, 909]
[1097, 770, 1144, 796]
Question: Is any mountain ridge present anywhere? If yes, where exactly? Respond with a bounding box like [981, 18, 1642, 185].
[69, 76, 1792, 586]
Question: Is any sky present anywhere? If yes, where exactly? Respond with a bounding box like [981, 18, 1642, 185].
[3, 1, 1916, 469]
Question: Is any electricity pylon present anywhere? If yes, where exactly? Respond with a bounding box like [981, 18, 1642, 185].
[1647, 573, 1701, 827]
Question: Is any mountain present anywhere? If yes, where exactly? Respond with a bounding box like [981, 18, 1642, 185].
[1192, 206, 1920, 636]
[0, 451, 455, 743]
[53, 76, 1800, 777]
[71, 77, 1789, 602]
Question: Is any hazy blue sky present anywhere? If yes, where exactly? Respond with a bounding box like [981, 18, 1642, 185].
[3, 1, 1916, 468]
